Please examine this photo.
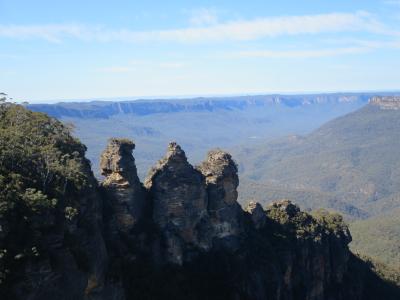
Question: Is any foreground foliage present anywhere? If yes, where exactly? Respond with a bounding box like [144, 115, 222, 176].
[0, 104, 92, 286]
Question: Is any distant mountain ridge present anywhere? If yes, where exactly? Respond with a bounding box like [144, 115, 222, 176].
[28, 92, 390, 180]
[27, 92, 398, 119]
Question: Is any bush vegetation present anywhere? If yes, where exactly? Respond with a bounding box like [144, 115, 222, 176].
[0, 103, 92, 285]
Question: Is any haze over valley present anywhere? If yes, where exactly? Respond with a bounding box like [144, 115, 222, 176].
[28, 92, 381, 179]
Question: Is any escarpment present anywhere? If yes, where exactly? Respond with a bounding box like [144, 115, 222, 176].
[370, 96, 400, 110]
[1, 105, 399, 300]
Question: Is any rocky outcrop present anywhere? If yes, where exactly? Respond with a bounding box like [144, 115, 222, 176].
[144, 142, 210, 264]
[100, 138, 146, 233]
[266, 199, 301, 219]
[265, 200, 352, 299]
[143, 146, 248, 264]
[370, 96, 400, 110]
[197, 150, 243, 242]
[245, 201, 267, 229]
[100, 142, 399, 299]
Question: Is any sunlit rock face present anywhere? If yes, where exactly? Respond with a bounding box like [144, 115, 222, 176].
[370, 96, 400, 110]
[100, 138, 146, 232]
[144, 142, 210, 264]
[197, 150, 243, 242]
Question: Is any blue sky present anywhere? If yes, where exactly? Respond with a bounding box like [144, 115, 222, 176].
[1, 0, 400, 102]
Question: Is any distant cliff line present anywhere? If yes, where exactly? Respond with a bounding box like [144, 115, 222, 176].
[369, 96, 400, 110]
[26, 92, 400, 119]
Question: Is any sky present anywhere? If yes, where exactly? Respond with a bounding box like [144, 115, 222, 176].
[1, 0, 400, 103]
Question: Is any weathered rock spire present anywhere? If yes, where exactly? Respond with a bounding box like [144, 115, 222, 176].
[100, 138, 145, 232]
[145, 141, 210, 264]
[197, 149, 243, 241]
[245, 201, 267, 229]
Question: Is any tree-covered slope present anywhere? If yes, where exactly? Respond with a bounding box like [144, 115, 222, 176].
[0, 104, 107, 298]
[236, 103, 400, 218]
[235, 100, 400, 271]
[350, 207, 400, 270]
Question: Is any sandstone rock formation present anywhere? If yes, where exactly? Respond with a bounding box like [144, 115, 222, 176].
[197, 150, 243, 242]
[100, 138, 146, 233]
[370, 96, 400, 110]
[245, 201, 267, 229]
[144, 142, 210, 264]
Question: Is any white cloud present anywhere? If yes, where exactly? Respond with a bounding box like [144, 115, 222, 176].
[189, 8, 218, 26]
[98, 66, 132, 73]
[0, 11, 395, 43]
[384, 0, 400, 6]
[230, 36, 400, 59]
[231, 47, 370, 59]
[159, 62, 186, 68]
[0, 24, 90, 43]
[322, 37, 400, 51]
[99, 60, 186, 73]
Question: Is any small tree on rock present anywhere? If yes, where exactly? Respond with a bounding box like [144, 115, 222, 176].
[0, 93, 7, 104]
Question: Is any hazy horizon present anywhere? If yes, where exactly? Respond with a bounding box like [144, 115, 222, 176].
[19, 89, 400, 104]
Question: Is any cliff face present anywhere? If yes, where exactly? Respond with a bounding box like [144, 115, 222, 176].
[263, 200, 352, 299]
[27, 93, 372, 119]
[369, 96, 400, 110]
[1, 106, 399, 300]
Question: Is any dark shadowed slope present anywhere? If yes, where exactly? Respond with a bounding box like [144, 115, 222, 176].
[350, 207, 400, 270]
